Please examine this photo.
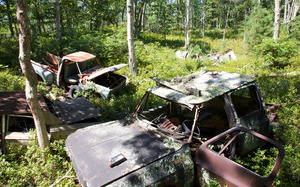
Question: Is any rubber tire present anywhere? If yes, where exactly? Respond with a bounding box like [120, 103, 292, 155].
[68, 85, 81, 98]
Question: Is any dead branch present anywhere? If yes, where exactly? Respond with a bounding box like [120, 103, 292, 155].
[267, 71, 298, 77]
[49, 167, 75, 187]
[227, 39, 236, 45]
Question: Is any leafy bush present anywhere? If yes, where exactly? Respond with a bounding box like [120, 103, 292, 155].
[234, 147, 278, 177]
[253, 37, 299, 68]
[37, 82, 66, 101]
[0, 135, 76, 186]
[0, 38, 19, 67]
[0, 65, 25, 91]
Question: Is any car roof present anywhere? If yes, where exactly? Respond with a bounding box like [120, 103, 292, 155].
[149, 70, 256, 109]
[0, 92, 48, 115]
[62, 51, 96, 64]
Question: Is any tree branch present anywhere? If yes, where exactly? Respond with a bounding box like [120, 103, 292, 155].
[49, 167, 75, 187]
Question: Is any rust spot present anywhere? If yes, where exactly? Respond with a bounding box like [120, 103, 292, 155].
[174, 157, 186, 165]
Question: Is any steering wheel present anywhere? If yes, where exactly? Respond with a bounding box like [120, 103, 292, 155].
[151, 113, 167, 124]
[181, 120, 201, 138]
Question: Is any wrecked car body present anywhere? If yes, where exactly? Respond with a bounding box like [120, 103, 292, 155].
[0, 92, 101, 153]
[31, 51, 127, 99]
[66, 70, 284, 186]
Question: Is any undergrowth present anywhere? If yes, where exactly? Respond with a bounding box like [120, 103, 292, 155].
[0, 132, 76, 186]
[0, 28, 299, 186]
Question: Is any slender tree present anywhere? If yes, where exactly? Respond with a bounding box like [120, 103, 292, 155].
[223, 0, 232, 41]
[185, 0, 191, 48]
[4, 0, 14, 37]
[180, 0, 185, 28]
[56, 0, 63, 56]
[273, 0, 281, 39]
[16, 0, 49, 148]
[243, 0, 250, 43]
[283, 0, 299, 24]
[202, 0, 206, 38]
[127, 0, 137, 75]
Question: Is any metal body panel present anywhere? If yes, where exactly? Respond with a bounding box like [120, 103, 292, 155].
[195, 127, 284, 187]
[31, 62, 54, 85]
[0, 92, 101, 152]
[86, 64, 127, 81]
[62, 51, 96, 64]
[152, 70, 256, 104]
[108, 144, 194, 187]
[65, 120, 183, 186]
[54, 97, 101, 124]
[0, 92, 48, 115]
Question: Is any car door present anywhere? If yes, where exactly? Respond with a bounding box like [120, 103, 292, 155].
[195, 127, 284, 187]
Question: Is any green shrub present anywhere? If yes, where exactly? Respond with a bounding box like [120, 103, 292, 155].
[0, 65, 25, 91]
[0, 135, 76, 186]
[0, 38, 19, 67]
[253, 37, 299, 68]
[234, 147, 278, 177]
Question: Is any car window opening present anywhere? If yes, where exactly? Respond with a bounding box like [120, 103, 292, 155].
[137, 93, 230, 141]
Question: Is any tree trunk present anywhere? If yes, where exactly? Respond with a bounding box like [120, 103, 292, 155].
[65, 8, 72, 35]
[56, 0, 63, 56]
[284, 0, 299, 24]
[33, 1, 42, 35]
[136, 2, 145, 38]
[202, 0, 205, 39]
[141, 3, 147, 31]
[127, 0, 137, 75]
[223, 0, 231, 42]
[273, 0, 281, 40]
[16, 0, 50, 148]
[291, 1, 299, 21]
[122, 0, 126, 22]
[180, 0, 185, 28]
[185, 0, 191, 48]
[14, 22, 19, 37]
[284, 0, 288, 23]
[4, 0, 15, 38]
[243, 0, 250, 43]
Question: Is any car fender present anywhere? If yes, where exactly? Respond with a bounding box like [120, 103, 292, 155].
[31, 62, 54, 85]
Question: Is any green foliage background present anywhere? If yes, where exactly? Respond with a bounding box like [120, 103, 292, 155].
[0, 26, 299, 186]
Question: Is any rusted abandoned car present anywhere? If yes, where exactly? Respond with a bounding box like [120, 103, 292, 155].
[0, 92, 101, 153]
[66, 70, 284, 186]
[31, 51, 127, 98]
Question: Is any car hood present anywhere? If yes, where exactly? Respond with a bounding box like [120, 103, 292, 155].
[86, 64, 127, 80]
[65, 120, 183, 186]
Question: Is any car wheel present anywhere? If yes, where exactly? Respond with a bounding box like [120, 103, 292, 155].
[68, 85, 81, 98]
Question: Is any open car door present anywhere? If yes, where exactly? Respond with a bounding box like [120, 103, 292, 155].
[195, 127, 284, 187]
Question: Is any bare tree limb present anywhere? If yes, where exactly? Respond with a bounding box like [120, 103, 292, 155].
[49, 167, 74, 187]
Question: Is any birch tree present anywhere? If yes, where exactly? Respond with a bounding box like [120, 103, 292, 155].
[16, 0, 49, 148]
[202, 0, 205, 38]
[127, 0, 137, 75]
[273, 0, 281, 39]
[185, 0, 191, 48]
[283, 0, 299, 24]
